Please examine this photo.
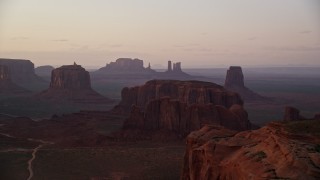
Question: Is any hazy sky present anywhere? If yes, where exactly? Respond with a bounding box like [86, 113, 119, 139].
[0, 0, 319, 68]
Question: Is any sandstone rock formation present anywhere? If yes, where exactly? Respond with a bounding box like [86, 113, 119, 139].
[0, 58, 43, 84]
[122, 98, 250, 136]
[114, 80, 244, 114]
[224, 66, 267, 101]
[182, 122, 320, 179]
[0, 65, 29, 94]
[37, 63, 113, 103]
[113, 80, 251, 140]
[97, 58, 156, 74]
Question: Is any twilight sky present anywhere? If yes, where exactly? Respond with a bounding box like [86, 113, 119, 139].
[0, 0, 319, 68]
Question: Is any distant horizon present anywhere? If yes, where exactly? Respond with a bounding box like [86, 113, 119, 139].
[1, 0, 319, 67]
[3, 57, 320, 69]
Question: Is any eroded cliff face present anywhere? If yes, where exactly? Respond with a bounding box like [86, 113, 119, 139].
[0, 58, 42, 84]
[122, 97, 250, 138]
[182, 122, 320, 180]
[113, 80, 251, 140]
[37, 64, 113, 104]
[114, 80, 244, 114]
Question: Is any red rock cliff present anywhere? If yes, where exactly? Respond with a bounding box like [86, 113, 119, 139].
[182, 122, 320, 179]
[122, 97, 250, 137]
[114, 80, 244, 114]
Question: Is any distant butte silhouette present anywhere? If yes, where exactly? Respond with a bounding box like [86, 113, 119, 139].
[0, 58, 43, 84]
[36, 63, 113, 104]
[224, 66, 267, 101]
[0, 65, 29, 94]
[94, 58, 191, 80]
[97, 58, 156, 74]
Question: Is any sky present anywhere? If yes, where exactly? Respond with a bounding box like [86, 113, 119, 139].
[0, 0, 319, 68]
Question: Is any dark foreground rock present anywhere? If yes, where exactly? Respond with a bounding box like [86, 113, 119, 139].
[182, 122, 320, 179]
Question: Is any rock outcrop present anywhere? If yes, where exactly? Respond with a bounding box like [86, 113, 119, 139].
[182, 122, 320, 179]
[224, 66, 267, 101]
[0, 58, 42, 84]
[0, 65, 29, 94]
[97, 58, 156, 74]
[122, 98, 250, 136]
[37, 63, 113, 103]
[114, 80, 244, 114]
[113, 80, 251, 140]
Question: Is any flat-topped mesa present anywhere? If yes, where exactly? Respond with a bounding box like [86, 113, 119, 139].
[224, 66, 267, 101]
[37, 63, 113, 104]
[97, 58, 156, 73]
[0, 58, 42, 84]
[123, 98, 250, 135]
[0, 65, 29, 94]
[50, 64, 91, 90]
[113, 80, 244, 114]
[113, 80, 250, 140]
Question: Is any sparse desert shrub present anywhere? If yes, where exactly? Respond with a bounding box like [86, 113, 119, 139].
[254, 151, 267, 161]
